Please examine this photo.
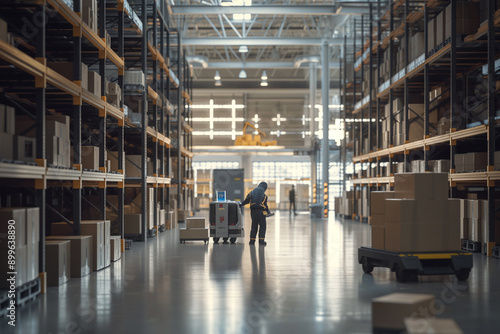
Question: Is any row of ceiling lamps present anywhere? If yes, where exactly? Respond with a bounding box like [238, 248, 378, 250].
[214, 70, 268, 87]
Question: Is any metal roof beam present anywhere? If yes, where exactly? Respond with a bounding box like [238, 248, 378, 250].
[169, 5, 371, 15]
[182, 37, 349, 46]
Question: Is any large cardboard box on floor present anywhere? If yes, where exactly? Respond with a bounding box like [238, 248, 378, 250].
[45, 240, 71, 286]
[372, 293, 435, 331]
[186, 217, 206, 229]
[405, 318, 463, 334]
[46, 236, 93, 277]
[179, 228, 209, 240]
[110, 236, 121, 261]
[51, 221, 105, 271]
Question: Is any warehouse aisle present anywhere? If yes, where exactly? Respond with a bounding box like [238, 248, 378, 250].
[4, 211, 500, 333]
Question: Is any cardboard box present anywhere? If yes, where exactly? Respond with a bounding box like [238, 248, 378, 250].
[385, 221, 453, 252]
[384, 199, 416, 225]
[110, 235, 121, 262]
[80, 146, 100, 170]
[45, 240, 71, 286]
[47, 62, 88, 90]
[370, 191, 395, 216]
[88, 71, 101, 97]
[82, 0, 98, 34]
[444, 1, 480, 38]
[436, 10, 445, 46]
[14, 135, 36, 162]
[179, 228, 209, 240]
[125, 70, 145, 87]
[394, 173, 448, 200]
[371, 225, 385, 250]
[0, 208, 26, 248]
[0, 132, 14, 160]
[427, 18, 436, 51]
[372, 293, 435, 331]
[405, 318, 463, 334]
[125, 214, 142, 234]
[464, 152, 487, 172]
[51, 221, 104, 271]
[46, 236, 93, 277]
[186, 217, 206, 229]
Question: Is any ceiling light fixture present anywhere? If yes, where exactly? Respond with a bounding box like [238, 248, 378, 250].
[238, 69, 247, 79]
[238, 45, 248, 53]
[260, 80, 268, 87]
[261, 70, 268, 80]
[221, 0, 233, 6]
[215, 79, 222, 87]
[214, 70, 221, 81]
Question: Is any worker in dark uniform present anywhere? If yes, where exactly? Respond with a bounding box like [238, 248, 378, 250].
[289, 185, 297, 215]
[240, 182, 271, 246]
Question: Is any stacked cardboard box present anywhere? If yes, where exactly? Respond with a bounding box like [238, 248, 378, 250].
[71, 146, 100, 170]
[428, 159, 450, 173]
[410, 160, 426, 173]
[177, 209, 191, 223]
[0, 207, 40, 288]
[82, 0, 98, 34]
[45, 240, 71, 286]
[110, 235, 121, 262]
[455, 152, 487, 172]
[88, 71, 102, 97]
[372, 293, 435, 332]
[14, 114, 70, 167]
[444, 2, 480, 38]
[159, 209, 166, 229]
[180, 217, 209, 240]
[409, 32, 425, 61]
[460, 199, 500, 244]
[370, 173, 460, 252]
[107, 81, 122, 107]
[45, 236, 92, 277]
[125, 70, 145, 87]
[51, 220, 108, 271]
[0, 104, 15, 160]
[47, 62, 88, 90]
[370, 191, 395, 249]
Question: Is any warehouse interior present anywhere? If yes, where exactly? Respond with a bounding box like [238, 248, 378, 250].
[1, 0, 500, 333]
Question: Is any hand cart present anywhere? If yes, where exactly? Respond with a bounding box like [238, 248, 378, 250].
[358, 247, 473, 282]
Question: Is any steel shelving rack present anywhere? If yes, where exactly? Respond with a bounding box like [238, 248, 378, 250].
[341, 0, 500, 256]
[0, 0, 192, 291]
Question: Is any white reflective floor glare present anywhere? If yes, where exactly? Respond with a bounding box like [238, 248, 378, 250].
[2, 210, 499, 333]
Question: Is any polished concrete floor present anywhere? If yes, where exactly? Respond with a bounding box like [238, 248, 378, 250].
[3, 210, 500, 333]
